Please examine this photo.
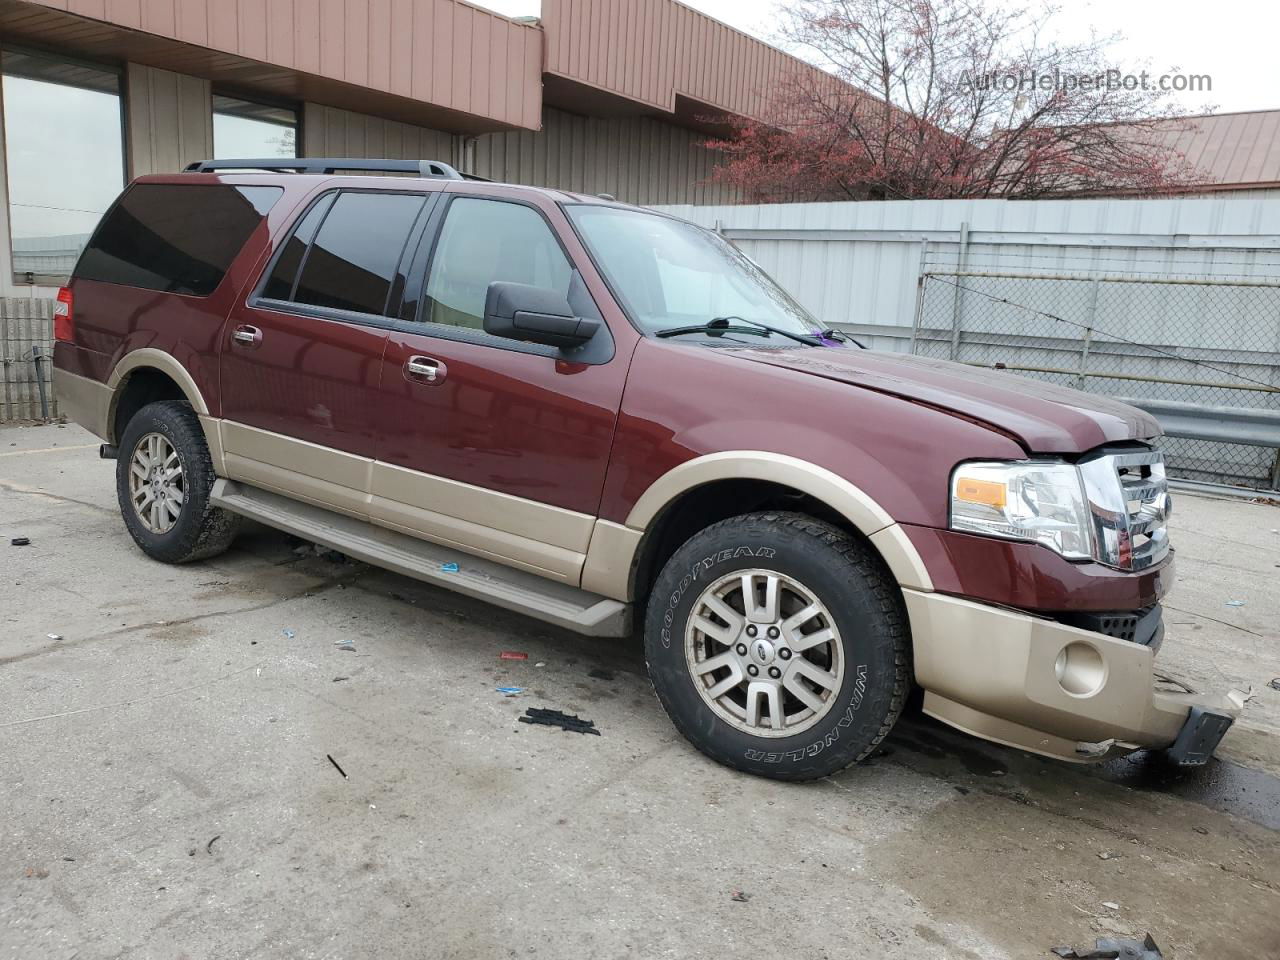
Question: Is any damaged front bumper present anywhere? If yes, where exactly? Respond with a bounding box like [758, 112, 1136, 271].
[903, 590, 1245, 764]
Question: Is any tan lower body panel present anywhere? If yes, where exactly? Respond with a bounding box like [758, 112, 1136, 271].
[905, 589, 1244, 761]
[580, 520, 643, 599]
[220, 420, 373, 521]
[52, 368, 112, 441]
[370, 461, 593, 584]
[200, 416, 226, 475]
[217, 419, 594, 584]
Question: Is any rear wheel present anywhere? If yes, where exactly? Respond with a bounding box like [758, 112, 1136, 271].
[644, 512, 909, 781]
[116, 400, 239, 563]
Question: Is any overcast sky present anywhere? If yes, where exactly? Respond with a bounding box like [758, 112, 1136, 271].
[478, 0, 1277, 115]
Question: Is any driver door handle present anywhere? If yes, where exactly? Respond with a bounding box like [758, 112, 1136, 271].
[405, 355, 446, 384]
[231, 324, 262, 346]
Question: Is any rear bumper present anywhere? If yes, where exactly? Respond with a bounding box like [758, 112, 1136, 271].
[903, 589, 1244, 763]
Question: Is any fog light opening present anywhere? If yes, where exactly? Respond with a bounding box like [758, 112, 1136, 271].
[1054, 641, 1106, 697]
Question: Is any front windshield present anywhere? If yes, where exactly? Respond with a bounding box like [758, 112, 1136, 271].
[565, 205, 824, 340]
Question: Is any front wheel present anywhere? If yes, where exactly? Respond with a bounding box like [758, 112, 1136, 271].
[644, 512, 910, 781]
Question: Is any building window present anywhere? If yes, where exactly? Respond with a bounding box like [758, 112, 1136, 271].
[213, 95, 298, 159]
[1, 49, 125, 280]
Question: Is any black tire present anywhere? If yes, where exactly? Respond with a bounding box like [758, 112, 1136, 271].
[644, 512, 910, 781]
[115, 400, 240, 564]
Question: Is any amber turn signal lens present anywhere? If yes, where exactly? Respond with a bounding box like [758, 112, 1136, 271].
[954, 476, 1007, 509]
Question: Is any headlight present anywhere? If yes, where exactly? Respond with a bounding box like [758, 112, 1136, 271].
[950, 461, 1093, 560]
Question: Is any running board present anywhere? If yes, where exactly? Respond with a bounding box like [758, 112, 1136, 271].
[210, 479, 631, 637]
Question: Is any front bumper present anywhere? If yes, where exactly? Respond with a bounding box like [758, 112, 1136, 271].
[903, 590, 1244, 763]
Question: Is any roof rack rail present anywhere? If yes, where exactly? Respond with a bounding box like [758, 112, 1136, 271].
[184, 157, 468, 180]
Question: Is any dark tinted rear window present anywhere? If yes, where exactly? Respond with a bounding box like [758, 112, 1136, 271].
[290, 192, 426, 316]
[75, 183, 281, 296]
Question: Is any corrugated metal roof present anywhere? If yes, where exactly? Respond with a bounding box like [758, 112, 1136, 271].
[1149, 110, 1280, 190]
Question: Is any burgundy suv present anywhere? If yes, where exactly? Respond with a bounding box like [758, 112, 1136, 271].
[52, 158, 1241, 780]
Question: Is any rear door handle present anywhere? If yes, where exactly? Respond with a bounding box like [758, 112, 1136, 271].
[405, 355, 446, 384]
[231, 324, 262, 346]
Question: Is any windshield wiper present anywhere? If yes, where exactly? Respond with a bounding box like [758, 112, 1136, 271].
[656, 317, 775, 340]
[656, 315, 825, 346]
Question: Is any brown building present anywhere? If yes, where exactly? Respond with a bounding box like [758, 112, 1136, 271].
[0, 0, 833, 294]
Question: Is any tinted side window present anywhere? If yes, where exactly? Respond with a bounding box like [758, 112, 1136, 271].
[261, 193, 335, 301]
[75, 184, 281, 296]
[425, 198, 572, 330]
[291, 192, 425, 316]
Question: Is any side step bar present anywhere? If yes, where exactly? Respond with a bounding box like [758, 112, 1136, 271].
[210, 480, 632, 638]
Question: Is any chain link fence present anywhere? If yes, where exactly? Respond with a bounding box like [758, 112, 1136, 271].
[911, 260, 1280, 488]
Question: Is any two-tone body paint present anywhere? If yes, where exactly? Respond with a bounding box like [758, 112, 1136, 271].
[53, 171, 1169, 614]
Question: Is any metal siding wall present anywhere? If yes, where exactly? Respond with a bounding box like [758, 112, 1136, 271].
[302, 103, 455, 162]
[473, 107, 739, 205]
[126, 62, 212, 176]
[656, 195, 1280, 347]
[540, 0, 839, 122]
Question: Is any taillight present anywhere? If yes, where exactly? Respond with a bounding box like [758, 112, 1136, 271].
[54, 286, 73, 342]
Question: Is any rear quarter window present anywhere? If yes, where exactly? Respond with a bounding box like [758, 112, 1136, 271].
[74, 183, 281, 296]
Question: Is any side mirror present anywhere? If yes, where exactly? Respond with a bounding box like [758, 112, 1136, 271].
[483, 281, 600, 349]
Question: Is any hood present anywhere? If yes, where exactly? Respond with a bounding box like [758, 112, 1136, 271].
[727, 347, 1161, 453]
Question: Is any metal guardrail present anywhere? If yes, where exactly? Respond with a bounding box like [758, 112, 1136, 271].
[1116, 397, 1280, 449]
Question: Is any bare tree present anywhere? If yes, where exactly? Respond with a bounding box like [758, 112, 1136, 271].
[707, 0, 1201, 201]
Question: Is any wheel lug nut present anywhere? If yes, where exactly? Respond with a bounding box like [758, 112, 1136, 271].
[767, 626, 779, 639]
[735, 643, 748, 656]
[778, 648, 792, 660]
[746, 625, 757, 637]
[747, 665, 759, 677]
[768, 666, 781, 679]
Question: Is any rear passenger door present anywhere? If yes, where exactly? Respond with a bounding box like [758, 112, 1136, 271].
[219, 188, 434, 518]
[369, 193, 629, 584]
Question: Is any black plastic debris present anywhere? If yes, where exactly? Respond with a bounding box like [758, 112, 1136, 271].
[518, 707, 600, 736]
[1051, 934, 1163, 959]
[327, 754, 348, 779]
[10, 537, 30, 546]
[1268, 678, 1280, 692]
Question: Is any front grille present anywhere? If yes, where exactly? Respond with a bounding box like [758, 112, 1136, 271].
[1078, 448, 1171, 571]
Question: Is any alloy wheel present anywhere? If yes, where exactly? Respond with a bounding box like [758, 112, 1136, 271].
[128, 432, 186, 534]
[684, 568, 845, 737]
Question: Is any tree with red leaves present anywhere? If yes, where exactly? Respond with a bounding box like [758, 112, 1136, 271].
[707, 0, 1200, 201]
